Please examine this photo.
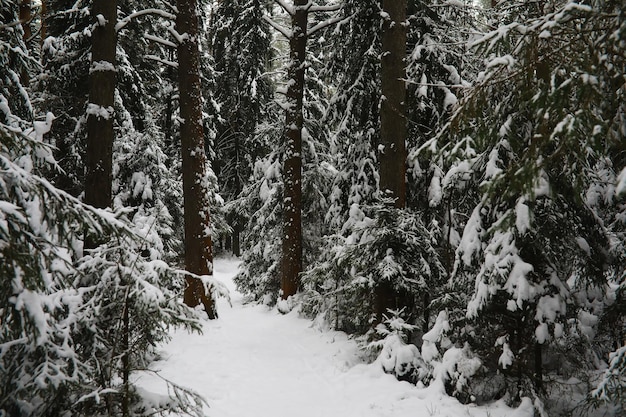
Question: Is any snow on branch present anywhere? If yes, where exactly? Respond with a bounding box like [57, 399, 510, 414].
[167, 23, 186, 44]
[144, 34, 177, 48]
[115, 8, 176, 31]
[263, 15, 292, 39]
[0, 19, 23, 30]
[276, 0, 295, 15]
[145, 54, 178, 68]
[308, 2, 342, 13]
[307, 15, 344, 36]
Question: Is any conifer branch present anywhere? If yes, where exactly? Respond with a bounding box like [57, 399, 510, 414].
[263, 15, 292, 39]
[115, 8, 176, 31]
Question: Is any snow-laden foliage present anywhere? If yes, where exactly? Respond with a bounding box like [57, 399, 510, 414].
[320, 0, 382, 229]
[416, 0, 625, 406]
[234, 148, 284, 303]
[37, 0, 91, 196]
[368, 309, 427, 384]
[234, 0, 334, 303]
[209, 0, 274, 202]
[0, 1, 34, 121]
[68, 237, 206, 416]
[208, 0, 275, 254]
[405, 0, 476, 209]
[112, 105, 184, 263]
[421, 311, 481, 402]
[0, 3, 212, 414]
[0, 114, 205, 415]
[300, 0, 470, 337]
[303, 202, 445, 333]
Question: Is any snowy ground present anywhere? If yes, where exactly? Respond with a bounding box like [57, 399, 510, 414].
[138, 257, 531, 417]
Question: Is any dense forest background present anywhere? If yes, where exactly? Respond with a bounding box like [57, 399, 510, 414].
[0, 0, 624, 415]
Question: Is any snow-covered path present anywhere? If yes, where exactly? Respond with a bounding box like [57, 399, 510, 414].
[139, 258, 527, 417]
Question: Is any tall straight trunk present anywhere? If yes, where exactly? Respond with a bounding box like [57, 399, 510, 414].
[534, 341, 543, 392]
[379, 0, 407, 207]
[85, 0, 116, 221]
[18, 0, 32, 85]
[375, 0, 407, 323]
[176, 0, 217, 319]
[19, 0, 31, 41]
[280, 0, 307, 300]
[233, 127, 241, 257]
[40, 0, 46, 45]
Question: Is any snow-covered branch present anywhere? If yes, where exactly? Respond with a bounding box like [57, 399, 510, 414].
[307, 15, 344, 36]
[144, 34, 177, 48]
[402, 78, 469, 90]
[145, 54, 178, 68]
[276, 0, 296, 15]
[167, 24, 186, 44]
[308, 3, 341, 13]
[115, 8, 176, 32]
[263, 15, 292, 39]
[0, 19, 23, 30]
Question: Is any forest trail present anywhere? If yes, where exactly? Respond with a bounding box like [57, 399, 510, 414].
[138, 258, 527, 417]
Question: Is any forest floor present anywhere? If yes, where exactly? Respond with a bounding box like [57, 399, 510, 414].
[137, 257, 533, 417]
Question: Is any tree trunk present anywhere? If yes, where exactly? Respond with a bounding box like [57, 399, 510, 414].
[122, 292, 130, 417]
[176, 0, 217, 319]
[375, 0, 407, 322]
[379, 0, 407, 207]
[85, 0, 116, 247]
[18, 0, 32, 85]
[534, 341, 543, 392]
[232, 223, 241, 257]
[19, 0, 31, 41]
[280, 0, 307, 300]
[233, 124, 242, 257]
[40, 0, 47, 46]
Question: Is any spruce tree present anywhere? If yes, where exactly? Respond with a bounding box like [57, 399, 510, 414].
[209, 0, 274, 256]
[421, 0, 626, 404]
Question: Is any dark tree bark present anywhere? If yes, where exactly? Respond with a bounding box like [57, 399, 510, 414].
[280, 0, 308, 300]
[375, 0, 407, 323]
[379, 0, 407, 208]
[18, 0, 32, 85]
[19, 0, 31, 41]
[176, 0, 217, 319]
[40, 0, 46, 45]
[85, 0, 116, 222]
[534, 341, 543, 392]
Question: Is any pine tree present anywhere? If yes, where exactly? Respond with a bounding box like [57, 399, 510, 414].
[37, 0, 91, 196]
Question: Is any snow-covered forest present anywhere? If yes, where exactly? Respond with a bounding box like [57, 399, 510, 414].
[0, 0, 624, 416]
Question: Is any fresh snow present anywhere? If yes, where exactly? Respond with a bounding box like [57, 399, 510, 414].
[138, 257, 531, 417]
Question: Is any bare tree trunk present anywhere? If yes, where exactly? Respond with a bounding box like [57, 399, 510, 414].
[85, 0, 116, 248]
[280, 0, 307, 300]
[176, 0, 217, 319]
[375, 0, 407, 323]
